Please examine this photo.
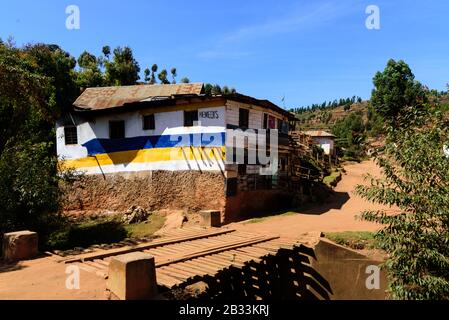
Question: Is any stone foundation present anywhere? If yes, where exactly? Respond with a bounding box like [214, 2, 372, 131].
[224, 190, 294, 223]
[2, 231, 38, 261]
[61, 171, 226, 215]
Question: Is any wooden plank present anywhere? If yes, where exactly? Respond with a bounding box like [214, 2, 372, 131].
[156, 272, 183, 288]
[158, 267, 191, 282]
[64, 228, 236, 263]
[162, 266, 196, 280]
[193, 257, 230, 271]
[235, 247, 270, 259]
[181, 261, 220, 275]
[155, 235, 278, 268]
[213, 252, 250, 266]
[200, 255, 239, 268]
[226, 250, 261, 263]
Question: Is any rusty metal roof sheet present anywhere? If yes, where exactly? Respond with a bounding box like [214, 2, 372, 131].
[303, 130, 335, 138]
[73, 83, 204, 110]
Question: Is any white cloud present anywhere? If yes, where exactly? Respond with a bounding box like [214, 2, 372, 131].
[197, 1, 357, 60]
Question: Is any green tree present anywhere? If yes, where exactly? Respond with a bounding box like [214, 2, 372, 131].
[211, 84, 222, 95]
[0, 42, 70, 241]
[104, 46, 140, 85]
[144, 68, 151, 83]
[371, 59, 427, 127]
[204, 83, 213, 95]
[150, 64, 158, 84]
[332, 113, 366, 159]
[366, 105, 384, 137]
[102, 45, 111, 59]
[356, 107, 449, 299]
[76, 51, 104, 89]
[180, 77, 190, 84]
[24, 44, 78, 117]
[157, 69, 170, 84]
[170, 67, 177, 84]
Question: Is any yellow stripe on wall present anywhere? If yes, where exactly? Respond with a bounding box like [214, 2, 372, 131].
[59, 146, 226, 170]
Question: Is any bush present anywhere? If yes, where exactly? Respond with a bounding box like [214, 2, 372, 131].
[356, 108, 449, 299]
[46, 219, 128, 251]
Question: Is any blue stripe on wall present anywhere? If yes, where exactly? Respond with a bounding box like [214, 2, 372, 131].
[82, 132, 226, 156]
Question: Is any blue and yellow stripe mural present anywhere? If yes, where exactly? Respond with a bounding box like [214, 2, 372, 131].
[59, 132, 226, 173]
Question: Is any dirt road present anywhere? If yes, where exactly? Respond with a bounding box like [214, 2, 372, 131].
[233, 160, 386, 237]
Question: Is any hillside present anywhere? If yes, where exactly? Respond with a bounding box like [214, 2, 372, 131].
[294, 101, 370, 131]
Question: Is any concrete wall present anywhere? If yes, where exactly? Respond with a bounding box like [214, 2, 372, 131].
[309, 239, 387, 300]
[225, 100, 289, 129]
[224, 189, 294, 223]
[312, 137, 335, 155]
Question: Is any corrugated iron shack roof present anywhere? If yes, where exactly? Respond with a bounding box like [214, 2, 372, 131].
[72, 83, 296, 120]
[303, 130, 335, 138]
[73, 83, 205, 110]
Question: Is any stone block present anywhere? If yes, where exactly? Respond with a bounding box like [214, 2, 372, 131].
[107, 252, 157, 300]
[199, 210, 221, 228]
[2, 231, 38, 261]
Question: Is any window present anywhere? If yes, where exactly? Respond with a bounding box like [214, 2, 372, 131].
[277, 118, 283, 130]
[239, 108, 249, 128]
[226, 178, 238, 196]
[109, 120, 125, 139]
[64, 126, 78, 145]
[184, 110, 198, 127]
[238, 164, 247, 175]
[280, 120, 289, 134]
[263, 113, 268, 129]
[142, 114, 155, 130]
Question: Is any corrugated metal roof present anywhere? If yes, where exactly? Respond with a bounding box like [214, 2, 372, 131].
[303, 130, 335, 138]
[73, 83, 204, 110]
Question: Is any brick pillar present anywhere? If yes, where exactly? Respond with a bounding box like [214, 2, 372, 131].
[199, 210, 221, 228]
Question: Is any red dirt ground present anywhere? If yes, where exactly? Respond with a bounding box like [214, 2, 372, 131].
[0, 160, 387, 300]
[232, 160, 387, 237]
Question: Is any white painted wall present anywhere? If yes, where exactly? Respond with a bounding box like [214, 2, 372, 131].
[313, 137, 335, 155]
[56, 106, 226, 161]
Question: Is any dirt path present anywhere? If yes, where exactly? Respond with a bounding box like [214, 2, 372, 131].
[0, 255, 107, 300]
[232, 160, 387, 237]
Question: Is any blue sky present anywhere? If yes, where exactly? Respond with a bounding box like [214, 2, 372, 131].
[1, 0, 448, 108]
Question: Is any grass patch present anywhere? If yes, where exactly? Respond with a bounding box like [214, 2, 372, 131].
[46, 218, 127, 251]
[325, 231, 378, 250]
[244, 211, 298, 224]
[45, 213, 166, 251]
[323, 170, 342, 187]
[124, 214, 166, 238]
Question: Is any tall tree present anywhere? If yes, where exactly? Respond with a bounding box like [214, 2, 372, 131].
[150, 64, 158, 84]
[104, 46, 140, 86]
[356, 106, 449, 299]
[170, 67, 177, 84]
[144, 68, 151, 83]
[157, 69, 170, 84]
[0, 42, 72, 238]
[24, 44, 78, 118]
[180, 77, 190, 84]
[76, 51, 104, 89]
[371, 59, 427, 127]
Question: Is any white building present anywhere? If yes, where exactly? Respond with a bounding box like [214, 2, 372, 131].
[303, 130, 336, 155]
[57, 83, 297, 222]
